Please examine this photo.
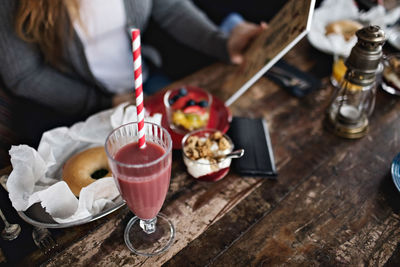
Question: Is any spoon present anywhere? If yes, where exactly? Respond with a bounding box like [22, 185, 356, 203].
[215, 149, 245, 161]
[0, 207, 21, 241]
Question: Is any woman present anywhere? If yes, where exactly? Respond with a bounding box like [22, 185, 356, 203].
[0, 0, 264, 147]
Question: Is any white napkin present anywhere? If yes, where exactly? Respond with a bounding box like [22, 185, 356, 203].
[7, 103, 162, 223]
[308, 0, 400, 57]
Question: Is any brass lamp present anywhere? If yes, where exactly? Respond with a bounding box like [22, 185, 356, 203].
[325, 25, 386, 139]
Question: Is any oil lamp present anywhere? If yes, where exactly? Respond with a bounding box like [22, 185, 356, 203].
[325, 25, 386, 139]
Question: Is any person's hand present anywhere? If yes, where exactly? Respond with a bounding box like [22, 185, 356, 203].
[227, 21, 268, 65]
[112, 92, 135, 107]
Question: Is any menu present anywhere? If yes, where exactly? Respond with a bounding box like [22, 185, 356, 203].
[224, 0, 316, 106]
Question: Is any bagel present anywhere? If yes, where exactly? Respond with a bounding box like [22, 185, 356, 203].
[62, 146, 112, 196]
[325, 19, 363, 41]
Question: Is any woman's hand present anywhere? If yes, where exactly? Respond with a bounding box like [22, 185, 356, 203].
[227, 21, 268, 65]
[112, 92, 135, 107]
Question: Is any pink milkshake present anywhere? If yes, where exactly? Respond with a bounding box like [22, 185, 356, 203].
[105, 121, 174, 256]
[114, 142, 171, 220]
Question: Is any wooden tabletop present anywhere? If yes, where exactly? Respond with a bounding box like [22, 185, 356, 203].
[1, 39, 400, 266]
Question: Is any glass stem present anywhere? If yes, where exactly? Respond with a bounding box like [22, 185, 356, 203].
[139, 217, 157, 234]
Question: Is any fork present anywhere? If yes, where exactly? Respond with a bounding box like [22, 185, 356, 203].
[268, 66, 310, 90]
[0, 175, 58, 253]
[32, 226, 58, 254]
[1, 174, 59, 254]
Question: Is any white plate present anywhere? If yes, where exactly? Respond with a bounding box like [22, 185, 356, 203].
[1, 174, 125, 228]
[18, 197, 125, 229]
[307, 18, 360, 57]
[307, 0, 361, 56]
[388, 26, 400, 50]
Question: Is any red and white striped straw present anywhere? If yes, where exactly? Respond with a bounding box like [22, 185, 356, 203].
[131, 29, 146, 149]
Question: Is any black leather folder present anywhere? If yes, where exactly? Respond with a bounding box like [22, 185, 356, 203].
[228, 117, 277, 178]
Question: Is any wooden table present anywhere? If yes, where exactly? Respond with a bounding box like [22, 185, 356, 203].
[1, 39, 400, 266]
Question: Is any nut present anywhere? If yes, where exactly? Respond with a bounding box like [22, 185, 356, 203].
[219, 137, 230, 150]
[184, 131, 231, 161]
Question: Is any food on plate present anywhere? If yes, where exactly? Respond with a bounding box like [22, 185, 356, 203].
[63, 146, 112, 196]
[182, 130, 233, 181]
[164, 87, 211, 133]
[383, 55, 400, 91]
[325, 19, 363, 41]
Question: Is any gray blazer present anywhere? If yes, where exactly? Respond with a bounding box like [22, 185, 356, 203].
[0, 0, 229, 117]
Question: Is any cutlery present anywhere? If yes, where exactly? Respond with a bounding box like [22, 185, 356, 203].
[268, 66, 310, 90]
[32, 226, 58, 254]
[0, 174, 58, 251]
[215, 149, 245, 162]
[265, 60, 321, 97]
[0, 207, 21, 241]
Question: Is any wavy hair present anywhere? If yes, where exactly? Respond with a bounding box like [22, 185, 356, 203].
[14, 0, 80, 68]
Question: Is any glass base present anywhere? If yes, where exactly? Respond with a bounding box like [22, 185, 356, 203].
[124, 213, 175, 256]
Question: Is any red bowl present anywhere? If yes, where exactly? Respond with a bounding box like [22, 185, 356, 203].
[145, 86, 231, 149]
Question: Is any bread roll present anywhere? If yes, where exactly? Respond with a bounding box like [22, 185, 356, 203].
[325, 20, 363, 41]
